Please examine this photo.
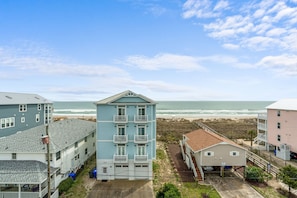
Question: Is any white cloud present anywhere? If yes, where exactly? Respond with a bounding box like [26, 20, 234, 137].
[183, 0, 297, 52]
[222, 43, 240, 50]
[256, 54, 297, 76]
[123, 53, 205, 71]
[182, 0, 221, 18]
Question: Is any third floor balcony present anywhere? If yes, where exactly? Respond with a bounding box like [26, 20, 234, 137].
[134, 115, 148, 123]
[113, 115, 128, 123]
[113, 135, 128, 143]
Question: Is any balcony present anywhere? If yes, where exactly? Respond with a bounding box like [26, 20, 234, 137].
[113, 115, 128, 123]
[134, 115, 148, 123]
[257, 133, 267, 141]
[258, 123, 267, 131]
[113, 135, 128, 143]
[134, 135, 148, 143]
[134, 155, 148, 162]
[258, 113, 267, 120]
[113, 154, 128, 163]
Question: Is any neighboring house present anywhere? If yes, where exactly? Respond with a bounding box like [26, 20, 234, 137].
[95, 90, 156, 180]
[0, 92, 53, 137]
[0, 160, 58, 198]
[0, 119, 96, 198]
[255, 99, 297, 160]
[180, 129, 247, 181]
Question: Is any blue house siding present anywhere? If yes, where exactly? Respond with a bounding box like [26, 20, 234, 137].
[0, 92, 52, 137]
[95, 90, 156, 180]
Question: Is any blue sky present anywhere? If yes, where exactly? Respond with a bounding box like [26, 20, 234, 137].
[1, 0, 297, 101]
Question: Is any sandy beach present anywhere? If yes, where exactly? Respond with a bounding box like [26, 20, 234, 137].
[53, 115, 257, 143]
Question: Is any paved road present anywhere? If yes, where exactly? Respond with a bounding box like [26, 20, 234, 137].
[88, 180, 154, 198]
[205, 174, 263, 198]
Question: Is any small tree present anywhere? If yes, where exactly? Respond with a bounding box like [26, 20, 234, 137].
[156, 183, 181, 198]
[279, 165, 297, 193]
[245, 166, 271, 182]
[248, 130, 256, 148]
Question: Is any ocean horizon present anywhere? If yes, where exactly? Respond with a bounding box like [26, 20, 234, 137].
[53, 101, 274, 119]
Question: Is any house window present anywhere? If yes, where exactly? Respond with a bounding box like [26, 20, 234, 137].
[117, 144, 126, 155]
[56, 151, 61, 160]
[12, 153, 16, 160]
[36, 114, 40, 122]
[118, 125, 126, 135]
[277, 135, 281, 141]
[92, 132, 95, 137]
[102, 167, 107, 173]
[137, 144, 146, 155]
[204, 151, 214, 157]
[277, 110, 280, 117]
[93, 142, 95, 147]
[75, 142, 78, 148]
[85, 148, 88, 155]
[19, 104, 27, 112]
[230, 151, 239, 156]
[0, 117, 15, 129]
[138, 105, 146, 115]
[21, 117, 25, 123]
[85, 137, 87, 142]
[277, 122, 281, 129]
[75, 154, 80, 160]
[118, 106, 126, 115]
[137, 125, 145, 135]
[37, 104, 42, 111]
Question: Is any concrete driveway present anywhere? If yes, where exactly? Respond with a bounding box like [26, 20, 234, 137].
[87, 180, 154, 198]
[205, 174, 263, 198]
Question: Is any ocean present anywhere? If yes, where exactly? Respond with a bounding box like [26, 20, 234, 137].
[53, 101, 274, 118]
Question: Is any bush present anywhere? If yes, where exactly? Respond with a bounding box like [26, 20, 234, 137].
[58, 177, 74, 194]
[245, 166, 271, 183]
[156, 183, 181, 198]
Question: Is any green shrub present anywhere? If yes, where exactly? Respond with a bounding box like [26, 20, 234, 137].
[156, 183, 181, 198]
[245, 166, 271, 183]
[58, 177, 74, 194]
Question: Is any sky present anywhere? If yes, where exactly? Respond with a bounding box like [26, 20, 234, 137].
[0, 0, 297, 101]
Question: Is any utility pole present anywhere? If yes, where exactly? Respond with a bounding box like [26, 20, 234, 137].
[42, 125, 51, 198]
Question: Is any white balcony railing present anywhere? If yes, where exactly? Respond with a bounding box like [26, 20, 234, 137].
[113, 155, 128, 163]
[134, 115, 148, 123]
[134, 135, 148, 143]
[113, 135, 128, 143]
[134, 155, 148, 162]
[113, 115, 128, 123]
[258, 113, 267, 120]
[257, 133, 267, 141]
[258, 123, 267, 131]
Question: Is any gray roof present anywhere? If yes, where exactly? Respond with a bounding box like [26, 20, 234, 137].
[95, 90, 156, 105]
[0, 92, 52, 105]
[0, 160, 55, 184]
[0, 119, 96, 153]
[266, 99, 297, 111]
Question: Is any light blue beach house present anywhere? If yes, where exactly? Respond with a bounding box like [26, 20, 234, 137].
[95, 90, 156, 180]
[0, 92, 53, 137]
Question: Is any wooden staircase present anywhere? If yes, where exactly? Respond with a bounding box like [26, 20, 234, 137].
[191, 154, 203, 181]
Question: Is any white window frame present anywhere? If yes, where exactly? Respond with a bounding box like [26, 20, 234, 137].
[36, 114, 40, 122]
[204, 151, 214, 157]
[0, 117, 15, 129]
[19, 104, 27, 112]
[117, 106, 126, 116]
[137, 125, 146, 135]
[230, 151, 239, 156]
[37, 104, 42, 111]
[21, 117, 25, 123]
[137, 144, 146, 155]
[137, 105, 146, 116]
[117, 144, 126, 155]
[117, 125, 126, 135]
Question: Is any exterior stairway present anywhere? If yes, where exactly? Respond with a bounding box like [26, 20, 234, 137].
[191, 154, 203, 181]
